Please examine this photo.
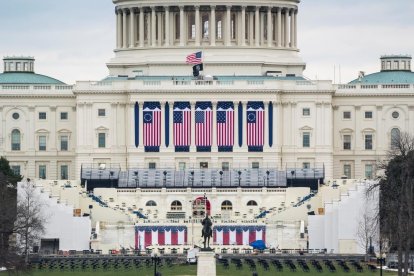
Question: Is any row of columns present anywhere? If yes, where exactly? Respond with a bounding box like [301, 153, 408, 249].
[116, 5, 298, 49]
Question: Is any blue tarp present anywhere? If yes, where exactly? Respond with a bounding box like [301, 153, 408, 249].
[249, 240, 266, 250]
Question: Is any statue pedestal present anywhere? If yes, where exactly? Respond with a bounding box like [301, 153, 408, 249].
[197, 250, 216, 276]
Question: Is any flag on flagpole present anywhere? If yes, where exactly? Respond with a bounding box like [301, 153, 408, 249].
[186, 51, 203, 64]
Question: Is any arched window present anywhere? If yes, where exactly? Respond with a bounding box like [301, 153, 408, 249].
[171, 200, 182, 211]
[247, 200, 258, 206]
[221, 200, 233, 211]
[11, 129, 21, 151]
[391, 128, 400, 149]
[146, 200, 157, 207]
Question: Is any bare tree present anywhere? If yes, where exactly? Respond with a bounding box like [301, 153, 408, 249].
[356, 206, 378, 261]
[14, 182, 46, 264]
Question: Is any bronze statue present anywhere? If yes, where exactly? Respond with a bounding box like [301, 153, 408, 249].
[201, 214, 213, 249]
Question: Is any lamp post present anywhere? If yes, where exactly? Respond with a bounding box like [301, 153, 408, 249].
[109, 171, 114, 188]
[266, 170, 270, 186]
[190, 171, 194, 187]
[238, 171, 242, 187]
[163, 171, 167, 187]
[290, 170, 295, 187]
[134, 171, 139, 187]
[376, 252, 386, 276]
[219, 171, 223, 187]
[151, 252, 161, 276]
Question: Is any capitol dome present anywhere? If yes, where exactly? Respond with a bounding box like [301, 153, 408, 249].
[109, 0, 304, 77]
[0, 56, 65, 85]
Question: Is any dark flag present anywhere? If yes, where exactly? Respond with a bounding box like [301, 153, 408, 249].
[193, 63, 203, 77]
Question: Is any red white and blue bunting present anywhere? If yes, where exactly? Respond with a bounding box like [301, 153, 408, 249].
[135, 226, 187, 249]
[213, 225, 266, 245]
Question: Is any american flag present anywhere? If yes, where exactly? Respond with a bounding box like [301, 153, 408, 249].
[143, 102, 161, 147]
[173, 102, 191, 146]
[195, 102, 212, 147]
[247, 102, 264, 146]
[217, 102, 234, 147]
[186, 51, 202, 64]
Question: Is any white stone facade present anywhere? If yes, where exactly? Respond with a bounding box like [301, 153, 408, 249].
[0, 0, 413, 182]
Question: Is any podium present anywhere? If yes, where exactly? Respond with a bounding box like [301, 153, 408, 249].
[197, 250, 216, 276]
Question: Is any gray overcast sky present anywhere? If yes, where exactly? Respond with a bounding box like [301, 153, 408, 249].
[0, 0, 413, 84]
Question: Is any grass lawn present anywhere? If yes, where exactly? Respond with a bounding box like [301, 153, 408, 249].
[1, 263, 399, 276]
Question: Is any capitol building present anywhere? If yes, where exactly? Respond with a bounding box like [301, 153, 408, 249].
[2, 0, 414, 254]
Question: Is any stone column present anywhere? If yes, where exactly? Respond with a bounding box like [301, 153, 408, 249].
[151, 6, 156, 47]
[226, 5, 231, 46]
[210, 6, 216, 46]
[277, 8, 282, 47]
[157, 10, 163, 46]
[195, 6, 200, 46]
[284, 8, 289, 48]
[260, 10, 265, 46]
[179, 6, 185, 46]
[139, 7, 144, 47]
[122, 9, 128, 48]
[294, 9, 298, 48]
[290, 9, 294, 48]
[116, 9, 122, 48]
[241, 6, 246, 46]
[164, 6, 170, 46]
[129, 8, 135, 48]
[267, 7, 272, 47]
[255, 7, 260, 47]
[249, 11, 254, 46]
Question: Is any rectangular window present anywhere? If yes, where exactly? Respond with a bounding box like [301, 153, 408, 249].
[365, 164, 373, 179]
[39, 136, 47, 151]
[303, 162, 310, 169]
[252, 162, 260, 169]
[200, 162, 208, 169]
[222, 162, 230, 171]
[98, 109, 106, 117]
[98, 133, 106, 148]
[343, 164, 351, 179]
[178, 162, 186, 171]
[343, 111, 351, 119]
[60, 136, 68, 151]
[148, 162, 156, 169]
[11, 165, 21, 176]
[365, 134, 373, 150]
[39, 165, 47, 179]
[303, 132, 310, 148]
[364, 111, 373, 119]
[39, 112, 47, 120]
[302, 108, 310, 116]
[60, 112, 68, 120]
[61, 165, 68, 180]
[343, 135, 351, 150]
